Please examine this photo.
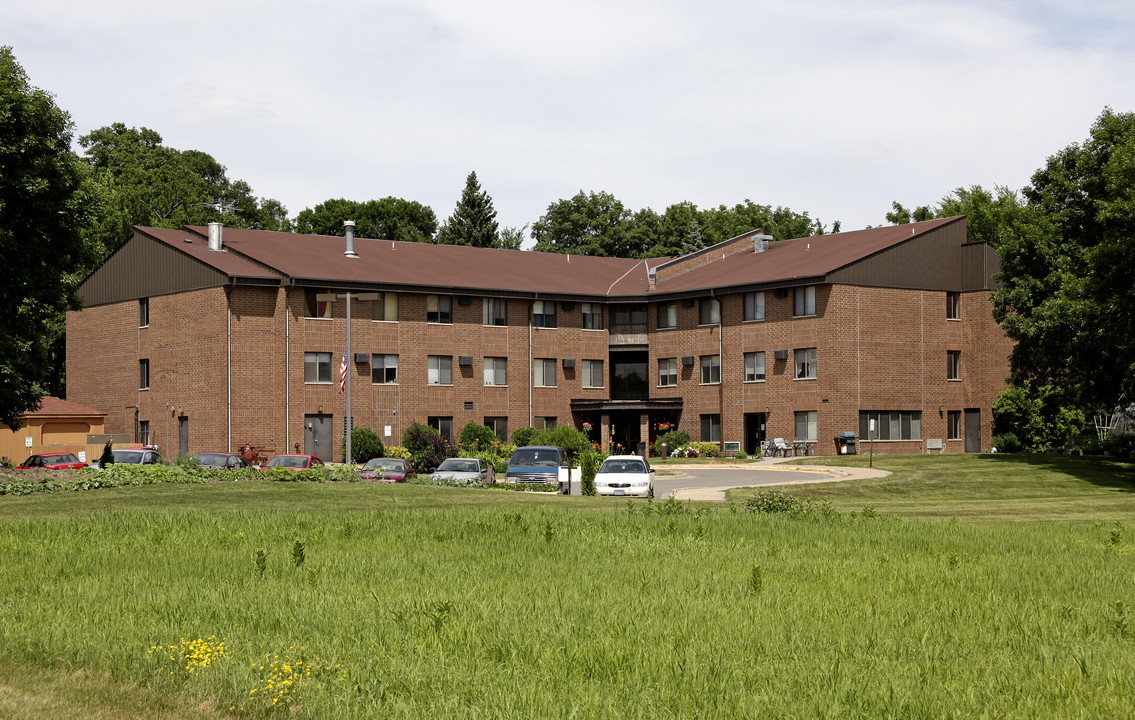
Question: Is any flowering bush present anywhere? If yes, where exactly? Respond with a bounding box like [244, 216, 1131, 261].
[671, 446, 700, 458]
[249, 646, 345, 710]
[149, 636, 229, 675]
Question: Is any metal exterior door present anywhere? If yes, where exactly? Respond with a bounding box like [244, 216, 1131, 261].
[964, 409, 981, 453]
[178, 417, 188, 457]
[304, 414, 332, 462]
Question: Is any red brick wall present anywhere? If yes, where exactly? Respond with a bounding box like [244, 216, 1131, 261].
[69, 282, 1013, 460]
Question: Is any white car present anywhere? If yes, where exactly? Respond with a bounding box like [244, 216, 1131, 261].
[594, 455, 654, 498]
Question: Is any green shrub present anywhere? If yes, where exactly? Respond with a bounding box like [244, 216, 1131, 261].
[580, 450, 598, 496]
[531, 425, 591, 460]
[458, 421, 498, 453]
[1102, 432, 1135, 456]
[383, 445, 411, 460]
[402, 423, 452, 473]
[745, 490, 804, 514]
[692, 442, 722, 458]
[733, 451, 748, 460]
[657, 430, 690, 453]
[511, 426, 537, 447]
[343, 426, 385, 463]
[992, 432, 1022, 453]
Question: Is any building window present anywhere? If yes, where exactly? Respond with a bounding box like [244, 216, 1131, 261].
[139, 298, 149, 327]
[139, 359, 150, 390]
[372, 292, 398, 322]
[139, 420, 151, 446]
[533, 358, 557, 387]
[946, 291, 960, 320]
[427, 295, 452, 324]
[947, 351, 961, 381]
[743, 291, 765, 321]
[658, 358, 678, 387]
[304, 352, 332, 384]
[428, 416, 453, 444]
[582, 359, 604, 388]
[795, 348, 817, 379]
[700, 355, 721, 384]
[581, 302, 604, 330]
[304, 289, 331, 318]
[533, 300, 557, 328]
[428, 355, 452, 385]
[484, 357, 507, 386]
[795, 411, 818, 442]
[859, 411, 922, 441]
[371, 354, 398, 384]
[794, 286, 816, 317]
[700, 297, 721, 325]
[947, 410, 961, 440]
[485, 416, 508, 441]
[483, 298, 507, 326]
[744, 352, 766, 382]
[539, 416, 558, 430]
[700, 414, 721, 443]
[658, 301, 677, 329]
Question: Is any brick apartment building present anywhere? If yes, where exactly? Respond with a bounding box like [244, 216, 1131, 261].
[66, 216, 1012, 461]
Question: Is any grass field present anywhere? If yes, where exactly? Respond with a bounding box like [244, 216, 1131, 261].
[1, 455, 1133, 719]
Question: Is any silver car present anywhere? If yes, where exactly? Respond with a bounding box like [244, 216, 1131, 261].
[429, 458, 495, 484]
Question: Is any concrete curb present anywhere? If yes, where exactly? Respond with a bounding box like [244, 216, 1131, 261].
[669, 464, 890, 502]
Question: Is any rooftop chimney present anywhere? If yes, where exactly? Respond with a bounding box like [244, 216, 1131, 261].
[752, 234, 772, 253]
[208, 222, 223, 251]
[344, 220, 358, 258]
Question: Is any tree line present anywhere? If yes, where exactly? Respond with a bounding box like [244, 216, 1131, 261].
[2, 45, 1133, 448]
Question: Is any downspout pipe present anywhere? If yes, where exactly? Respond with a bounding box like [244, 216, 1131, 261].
[529, 295, 534, 428]
[227, 288, 232, 453]
[713, 288, 723, 446]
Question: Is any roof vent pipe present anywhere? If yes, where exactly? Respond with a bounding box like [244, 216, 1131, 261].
[344, 220, 359, 259]
[752, 234, 772, 253]
[208, 222, 223, 251]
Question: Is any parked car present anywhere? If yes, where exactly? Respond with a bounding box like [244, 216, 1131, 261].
[429, 457, 495, 484]
[90, 446, 167, 468]
[17, 453, 87, 470]
[594, 455, 654, 498]
[262, 454, 324, 471]
[191, 452, 251, 470]
[505, 446, 580, 494]
[360, 457, 414, 482]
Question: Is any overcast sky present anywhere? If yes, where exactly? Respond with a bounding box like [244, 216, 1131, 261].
[8, 0, 1135, 240]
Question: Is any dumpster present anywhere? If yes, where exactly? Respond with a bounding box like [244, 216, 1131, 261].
[835, 431, 857, 455]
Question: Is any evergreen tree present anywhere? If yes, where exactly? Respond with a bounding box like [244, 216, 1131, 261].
[436, 171, 499, 247]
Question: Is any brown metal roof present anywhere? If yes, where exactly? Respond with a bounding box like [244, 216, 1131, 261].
[651, 216, 965, 293]
[119, 217, 969, 301]
[144, 227, 282, 280]
[182, 225, 650, 297]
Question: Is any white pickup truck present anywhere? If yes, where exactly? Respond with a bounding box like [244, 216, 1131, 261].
[504, 445, 581, 494]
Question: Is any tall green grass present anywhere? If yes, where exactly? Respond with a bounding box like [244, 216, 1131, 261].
[0, 501, 1131, 718]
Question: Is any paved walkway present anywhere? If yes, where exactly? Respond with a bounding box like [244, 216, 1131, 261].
[666, 456, 890, 502]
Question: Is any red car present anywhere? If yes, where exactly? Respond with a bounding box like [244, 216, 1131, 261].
[18, 453, 88, 470]
[261, 454, 324, 471]
[359, 457, 414, 482]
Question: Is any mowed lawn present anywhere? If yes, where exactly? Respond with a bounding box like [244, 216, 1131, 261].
[0, 454, 1133, 719]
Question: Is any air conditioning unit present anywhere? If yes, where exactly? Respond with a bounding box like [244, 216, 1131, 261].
[681, 298, 695, 308]
[774, 350, 788, 361]
[458, 355, 473, 366]
[774, 288, 789, 298]
[561, 358, 576, 369]
[463, 401, 474, 411]
[353, 352, 370, 364]
[681, 356, 695, 367]
[457, 296, 472, 306]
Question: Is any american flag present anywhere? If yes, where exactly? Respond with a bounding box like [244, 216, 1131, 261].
[339, 347, 347, 393]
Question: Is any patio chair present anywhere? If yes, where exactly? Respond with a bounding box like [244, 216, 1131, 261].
[772, 438, 793, 457]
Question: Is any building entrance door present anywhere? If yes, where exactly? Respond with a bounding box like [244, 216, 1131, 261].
[178, 417, 188, 457]
[964, 409, 981, 453]
[744, 413, 767, 456]
[304, 414, 332, 462]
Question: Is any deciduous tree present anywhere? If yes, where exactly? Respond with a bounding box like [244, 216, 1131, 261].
[294, 197, 437, 243]
[0, 47, 94, 428]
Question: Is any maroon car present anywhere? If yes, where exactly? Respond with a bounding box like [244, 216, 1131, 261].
[18, 453, 88, 470]
[359, 457, 414, 482]
[262, 454, 324, 471]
